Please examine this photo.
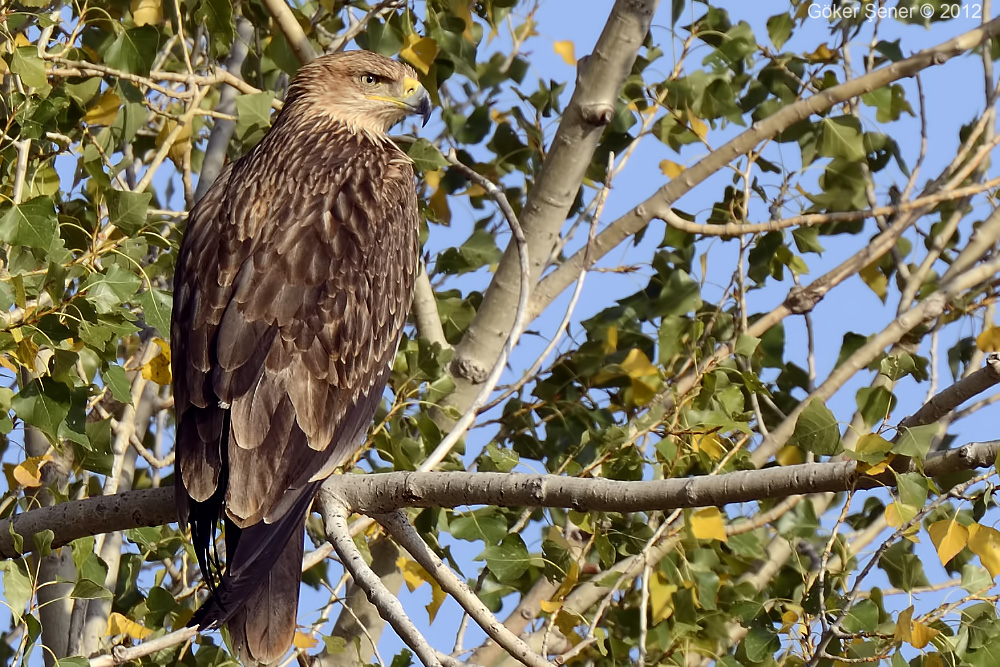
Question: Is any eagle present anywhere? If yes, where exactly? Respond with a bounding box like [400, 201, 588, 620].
[171, 51, 431, 664]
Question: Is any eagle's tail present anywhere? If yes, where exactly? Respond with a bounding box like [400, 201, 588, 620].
[189, 481, 319, 665]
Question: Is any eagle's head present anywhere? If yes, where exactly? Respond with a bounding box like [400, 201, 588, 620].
[288, 50, 432, 137]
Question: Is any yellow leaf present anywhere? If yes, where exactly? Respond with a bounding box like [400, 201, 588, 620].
[859, 456, 893, 476]
[976, 326, 1000, 352]
[553, 40, 576, 65]
[621, 348, 657, 379]
[693, 433, 726, 462]
[884, 501, 918, 528]
[690, 507, 727, 542]
[83, 91, 121, 126]
[545, 560, 579, 608]
[604, 325, 618, 353]
[106, 612, 152, 640]
[400, 34, 439, 76]
[131, 0, 162, 26]
[648, 570, 678, 624]
[396, 557, 447, 623]
[927, 519, 969, 566]
[894, 605, 913, 644]
[659, 159, 685, 179]
[449, 0, 477, 42]
[688, 114, 708, 140]
[910, 619, 940, 649]
[855, 433, 893, 455]
[12, 455, 53, 488]
[776, 445, 805, 466]
[805, 44, 837, 63]
[859, 261, 887, 302]
[968, 524, 1000, 578]
[155, 117, 193, 167]
[142, 338, 172, 385]
[539, 598, 562, 613]
[293, 631, 318, 649]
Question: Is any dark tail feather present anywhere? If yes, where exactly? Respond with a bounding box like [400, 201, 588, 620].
[189, 481, 319, 663]
[229, 521, 305, 665]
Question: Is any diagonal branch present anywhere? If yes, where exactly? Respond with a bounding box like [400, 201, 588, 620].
[377, 510, 554, 667]
[533, 16, 1000, 317]
[319, 501, 456, 667]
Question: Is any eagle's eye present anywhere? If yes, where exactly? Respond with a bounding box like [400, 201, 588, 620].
[360, 73, 380, 86]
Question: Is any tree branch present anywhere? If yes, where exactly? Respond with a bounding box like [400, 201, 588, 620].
[319, 502, 454, 667]
[377, 510, 554, 667]
[261, 0, 316, 64]
[533, 16, 1000, 316]
[442, 0, 657, 413]
[12, 441, 996, 561]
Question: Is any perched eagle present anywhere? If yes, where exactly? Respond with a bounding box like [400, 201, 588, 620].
[171, 51, 431, 664]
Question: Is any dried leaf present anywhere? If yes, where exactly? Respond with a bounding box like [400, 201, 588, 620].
[553, 40, 576, 65]
[927, 519, 968, 566]
[400, 34, 439, 75]
[690, 507, 727, 542]
[106, 611, 152, 640]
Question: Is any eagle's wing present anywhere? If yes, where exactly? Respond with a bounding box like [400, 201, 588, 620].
[172, 134, 419, 662]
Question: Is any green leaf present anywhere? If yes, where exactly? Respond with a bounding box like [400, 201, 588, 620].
[407, 138, 449, 172]
[962, 564, 993, 594]
[855, 386, 894, 428]
[451, 510, 507, 546]
[893, 423, 940, 459]
[480, 442, 519, 473]
[33, 529, 54, 558]
[818, 115, 865, 161]
[436, 228, 502, 275]
[235, 92, 275, 145]
[893, 471, 927, 509]
[789, 400, 841, 456]
[104, 364, 133, 404]
[734, 333, 760, 358]
[103, 26, 160, 76]
[483, 534, 531, 581]
[879, 541, 929, 591]
[743, 625, 779, 663]
[843, 599, 879, 633]
[848, 433, 893, 465]
[880, 353, 916, 381]
[195, 0, 235, 58]
[83, 265, 143, 313]
[1, 561, 32, 622]
[12, 380, 71, 444]
[657, 269, 703, 316]
[105, 189, 150, 236]
[765, 13, 793, 50]
[11, 47, 47, 88]
[138, 288, 172, 335]
[0, 196, 57, 249]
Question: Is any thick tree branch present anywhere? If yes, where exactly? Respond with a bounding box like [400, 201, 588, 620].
[533, 17, 1000, 316]
[262, 0, 316, 64]
[900, 354, 1000, 429]
[443, 0, 658, 412]
[10, 441, 997, 561]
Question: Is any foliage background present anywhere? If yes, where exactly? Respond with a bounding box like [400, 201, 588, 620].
[4, 0, 1000, 666]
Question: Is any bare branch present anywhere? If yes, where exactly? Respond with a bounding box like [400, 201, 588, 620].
[262, 0, 317, 64]
[377, 510, 554, 667]
[8, 440, 1000, 561]
[534, 17, 1000, 315]
[419, 152, 530, 470]
[319, 502, 453, 667]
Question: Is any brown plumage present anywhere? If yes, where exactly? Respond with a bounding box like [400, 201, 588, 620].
[171, 51, 430, 665]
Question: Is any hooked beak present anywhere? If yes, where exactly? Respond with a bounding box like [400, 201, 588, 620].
[400, 76, 432, 127]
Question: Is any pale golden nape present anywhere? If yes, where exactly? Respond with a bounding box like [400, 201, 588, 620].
[287, 51, 432, 138]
